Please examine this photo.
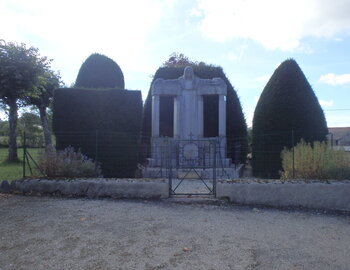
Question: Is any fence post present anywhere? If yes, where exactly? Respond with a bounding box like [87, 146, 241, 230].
[168, 139, 172, 197]
[95, 129, 99, 173]
[213, 139, 217, 197]
[22, 132, 26, 179]
[329, 132, 334, 148]
[292, 129, 295, 178]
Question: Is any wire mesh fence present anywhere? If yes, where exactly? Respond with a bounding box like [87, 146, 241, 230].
[1, 129, 348, 180]
[251, 129, 350, 179]
[0, 132, 45, 180]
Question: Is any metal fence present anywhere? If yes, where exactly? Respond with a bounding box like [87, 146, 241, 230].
[1, 129, 346, 180]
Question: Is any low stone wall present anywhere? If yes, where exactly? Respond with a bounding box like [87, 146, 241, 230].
[217, 179, 350, 212]
[2, 178, 350, 212]
[1, 179, 169, 200]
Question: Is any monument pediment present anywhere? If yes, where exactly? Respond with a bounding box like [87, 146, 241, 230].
[152, 66, 227, 96]
[152, 78, 182, 96]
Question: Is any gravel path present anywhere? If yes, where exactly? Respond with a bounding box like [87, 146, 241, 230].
[171, 179, 215, 194]
[1, 194, 350, 270]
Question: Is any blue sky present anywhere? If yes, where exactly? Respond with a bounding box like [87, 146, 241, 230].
[1, 0, 350, 127]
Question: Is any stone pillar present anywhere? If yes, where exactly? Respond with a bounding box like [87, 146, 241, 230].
[197, 95, 203, 137]
[152, 95, 160, 137]
[219, 95, 226, 136]
[174, 95, 181, 138]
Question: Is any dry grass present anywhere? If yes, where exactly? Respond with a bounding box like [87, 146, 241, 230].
[281, 140, 350, 180]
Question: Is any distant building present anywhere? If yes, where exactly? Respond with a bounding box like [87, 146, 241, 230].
[328, 127, 350, 152]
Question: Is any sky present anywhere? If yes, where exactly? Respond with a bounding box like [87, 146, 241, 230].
[1, 0, 350, 127]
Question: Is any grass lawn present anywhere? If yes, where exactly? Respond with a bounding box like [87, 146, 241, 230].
[0, 148, 43, 181]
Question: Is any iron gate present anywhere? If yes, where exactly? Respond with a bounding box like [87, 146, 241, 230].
[167, 138, 218, 197]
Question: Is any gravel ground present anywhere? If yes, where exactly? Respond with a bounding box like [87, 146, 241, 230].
[1, 194, 350, 270]
[171, 179, 214, 194]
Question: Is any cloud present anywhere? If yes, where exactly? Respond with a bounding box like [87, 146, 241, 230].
[319, 73, 350, 86]
[195, 0, 350, 51]
[319, 99, 334, 107]
[189, 8, 203, 17]
[222, 52, 238, 61]
[256, 75, 270, 83]
[0, 0, 164, 85]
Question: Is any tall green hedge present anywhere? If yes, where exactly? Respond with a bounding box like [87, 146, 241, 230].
[53, 88, 142, 177]
[141, 65, 248, 164]
[75, 53, 125, 89]
[252, 59, 328, 178]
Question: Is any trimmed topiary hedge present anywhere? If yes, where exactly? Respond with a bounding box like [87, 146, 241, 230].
[75, 53, 125, 89]
[252, 59, 328, 178]
[53, 88, 142, 177]
[141, 64, 248, 164]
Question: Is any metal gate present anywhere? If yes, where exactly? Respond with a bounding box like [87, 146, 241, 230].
[167, 138, 218, 197]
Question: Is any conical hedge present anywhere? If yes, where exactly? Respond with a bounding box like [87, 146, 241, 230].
[141, 64, 248, 164]
[252, 59, 328, 178]
[75, 53, 125, 89]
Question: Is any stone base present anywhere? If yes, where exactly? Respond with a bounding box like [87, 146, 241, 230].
[142, 164, 243, 179]
[147, 157, 232, 168]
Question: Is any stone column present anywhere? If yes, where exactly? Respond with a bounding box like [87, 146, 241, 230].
[219, 95, 226, 136]
[174, 95, 181, 138]
[218, 94, 227, 160]
[197, 95, 203, 137]
[152, 95, 160, 137]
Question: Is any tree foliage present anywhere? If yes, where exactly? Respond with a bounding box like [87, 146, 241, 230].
[252, 59, 328, 178]
[0, 40, 51, 161]
[26, 70, 62, 146]
[162, 52, 194, 67]
[75, 53, 125, 89]
[28, 70, 61, 109]
[0, 40, 50, 104]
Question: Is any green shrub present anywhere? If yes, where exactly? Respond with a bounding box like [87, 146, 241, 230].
[39, 146, 101, 178]
[75, 53, 125, 89]
[253, 59, 328, 178]
[281, 140, 350, 180]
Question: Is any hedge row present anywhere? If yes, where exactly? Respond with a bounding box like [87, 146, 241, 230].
[252, 59, 328, 178]
[75, 53, 125, 89]
[53, 88, 142, 177]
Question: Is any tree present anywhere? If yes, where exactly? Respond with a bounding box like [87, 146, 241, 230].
[75, 53, 125, 89]
[162, 52, 194, 67]
[0, 40, 50, 161]
[18, 112, 44, 147]
[0, 118, 9, 140]
[26, 70, 61, 147]
[252, 59, 328, 178]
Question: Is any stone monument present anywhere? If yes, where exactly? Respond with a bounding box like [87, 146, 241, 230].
[143, 66, 241, 179]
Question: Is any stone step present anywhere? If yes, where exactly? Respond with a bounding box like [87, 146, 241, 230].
[142, 166, 242, 179]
